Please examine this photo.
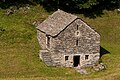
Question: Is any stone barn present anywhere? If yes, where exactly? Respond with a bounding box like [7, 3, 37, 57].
[36, 9, 100, 67]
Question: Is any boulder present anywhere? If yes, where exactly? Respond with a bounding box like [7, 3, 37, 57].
[93, 63, 106, 71]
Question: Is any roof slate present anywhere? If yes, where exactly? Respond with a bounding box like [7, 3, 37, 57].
[37, 9, 77, 36]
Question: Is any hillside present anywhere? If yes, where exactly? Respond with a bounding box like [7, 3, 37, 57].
[0, 5, 120, 80]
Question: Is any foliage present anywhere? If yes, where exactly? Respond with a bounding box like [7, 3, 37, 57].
[0, 0, 120, 11]
[42, 0, 120, 10]
[41, 0, 98, 9]
[0, 0, 120, 19]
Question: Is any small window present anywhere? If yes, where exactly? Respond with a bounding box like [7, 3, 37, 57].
[46, 36, 50, 48]
[77, 25, 79, 30]
[85, 55, 89, 60]
[76, 39, 78, 46]
[65, 56, 69, 61]
[76, 31, 79, 35]
[75, 31, 81, 37]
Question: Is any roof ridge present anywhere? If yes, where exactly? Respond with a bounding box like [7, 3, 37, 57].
[37, 10, 77, 36]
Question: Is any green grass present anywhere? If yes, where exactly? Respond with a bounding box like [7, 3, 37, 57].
[0, 5, 120, 80]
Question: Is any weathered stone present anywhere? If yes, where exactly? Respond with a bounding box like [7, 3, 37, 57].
[75, 67, 88, 74]
[5, 6, 17, 16]
[117, 9, 120, 14]
[36, 9, 100, 68]
[79, 69, 88, 74]
[93, 63, 106, 71]
[99, 63, 106, 70]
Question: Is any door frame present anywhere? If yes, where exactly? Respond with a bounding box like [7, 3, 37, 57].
[73, 54, 80, 67]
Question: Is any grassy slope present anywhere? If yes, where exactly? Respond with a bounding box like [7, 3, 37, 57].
[0, 5, 120, 80]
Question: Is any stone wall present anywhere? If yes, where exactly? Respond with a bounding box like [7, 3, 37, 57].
[37, 18, 100, 67]
[37, 30, 46, 49]
[50, 18, 100, 67]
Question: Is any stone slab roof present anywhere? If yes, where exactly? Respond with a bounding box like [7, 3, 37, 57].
[37, 9, 77, 36]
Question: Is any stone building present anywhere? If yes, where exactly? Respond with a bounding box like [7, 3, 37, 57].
[36, 9, 100, 67]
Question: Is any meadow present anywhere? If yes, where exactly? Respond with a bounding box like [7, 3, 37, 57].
[0, 5, 120, 80]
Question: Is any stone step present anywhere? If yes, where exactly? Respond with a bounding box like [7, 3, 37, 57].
[44, 61, 51, 63]
[42, 53, 49, 55]
[44, 60, 52, 62]
[43, 57, 50, 58]
[42, 55, 50, 57]
[43, 55, 49, 57]
[46, 63, 52, 65]
[40, 50, 53, 66]
[43, 57, 51, 59]
[43, 58, 51, 60]
[43, 56, 51, 59]
[44, 61, 52, 66]
[54, 61, 60, 63]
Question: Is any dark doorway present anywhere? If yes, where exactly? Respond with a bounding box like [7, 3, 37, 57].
[73, 55, 80, 67]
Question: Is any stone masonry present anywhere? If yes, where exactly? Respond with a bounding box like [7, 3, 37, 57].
[36, 9, 100, 67]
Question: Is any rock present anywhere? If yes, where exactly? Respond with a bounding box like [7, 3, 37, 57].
[18, 6, 30, 14]
[5, 9, 13, 15]
[99, 63, 106, 70]
[32, 20, 41, 26]
[79, 69, 88, 74]
[5, 6, 17, 16]
[117, 9, 120, 14]
[93, 63, 106, 71]
[117, 9, 120, 12]
[93, 66, 100, 71]
[26, 6, 30, 9]
[75, 66, 88, 74]
[32, 21, 37, 26]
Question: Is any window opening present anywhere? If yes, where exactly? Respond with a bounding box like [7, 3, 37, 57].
[76, 39, 78, 46]
[65, 56, 69, 61]
[77, 25, 79, 30]
[76, 31, 79, 35]
[85, 55, 89, 60]
[46, 36, 50, 48]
